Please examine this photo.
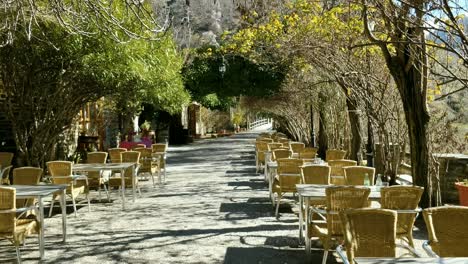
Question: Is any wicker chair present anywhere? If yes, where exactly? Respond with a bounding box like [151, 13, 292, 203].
[108, 151, 141, 197]
[1, 165, 13, 185]
[301, 165, 330, 185]
[311, 186, 370, 264]
[79, 152, 109, 201]
[290, 142, 305, 154]
[337, 208, 397, 264]
[0, 152, 14, 169]
[135, 148, 159, 187]
[422, 206, 468, 257]
[326, 149, 346, 161]
[272, 158, 304, 218]
[277, 138, 290, 145]
[0, 187, 40, 263]
[46, 161, 90, 217]
[132, 144, 146, 150]
[272, 149, 292, 161]
[380, 186, 424, 248]
[151, 143, 167, 183]
[329, 159, 357, 185]
[12, 167, 42, 210]
[344, 166, 376, 185]
[299, 147, 318, 159]
[267, 143, 284, 152]
[108, 148, 127, 163]
[255, 141, 269, 173]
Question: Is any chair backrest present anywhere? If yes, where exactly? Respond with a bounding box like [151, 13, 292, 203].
[277, 158, 304, 192]
[151, 143, 167, 153]
[108, 148, 127, 163]
[134, 148, 154, 173]
[272, 149, 292, 161]
[344, 166, 376, 185]
[1, 165, 13, 185]
[380, 186, 423, 239]
[326, 186, 371, 236]
[301, 165, 330, 185]
[12, 167, 42, 185]
[299, 147, 318, 159]
[0, 187, 16, 234]
[329, 159, 358, 177]
[268, 143, 283, 151]
[133, 144, 146, 150]
[46, 161, 72, 185]
[326, 149, 346, 161]
[87, 152, 108, 179]
[0, 152, 14, 168]
[258, 138, 274, 143]
[423, 206, 468, 257]
[121, 151, 140, 178]
[255, 141, 269, 164]
[277, 138, 289, 144]
[290, 142, 305, 154]
[341, 208, 397, 262]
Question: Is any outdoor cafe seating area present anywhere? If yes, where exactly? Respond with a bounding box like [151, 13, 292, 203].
[0, 144, 167, 263]
[254, 132, 468, 264]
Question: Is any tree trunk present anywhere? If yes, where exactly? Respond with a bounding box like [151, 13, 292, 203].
[390, 61, 430, 207]
[366, 115, 374, 167]
[346, 97, 362, 162]
[317, 107, 328, 159]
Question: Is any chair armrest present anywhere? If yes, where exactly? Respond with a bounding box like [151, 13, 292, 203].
[422, 241, 439, 257]
[336, 245, 350, 264]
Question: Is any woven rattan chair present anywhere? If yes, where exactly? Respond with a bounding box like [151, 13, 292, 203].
[326, 149, 346, 162]
[272, 149, 292, 161]
[268, 143, 284, 152]
[301, 165, 330, 185]
[108, 151, 141, 197]
[108, 148, 127, 163]
[0, 187, 40, 263]
[255, 141, 269, 173]
[132, 144, 146, 150]
[272, 158, 304, 218]
[344, 166, 376, 185]
[380, 186, 424, 248]
[277, 138, 290, 145]
[422, 206, 468, 257]
[290, 142, 305, 155]
[1, 165, 13, 185]
[46, 161, 90, 217]
[12, 167, 42, 210]
[78, 152, 109, 201]
[151, 143, 167, 183]
[329, 160, 357, 185]
[0, 152, 14, 169]
[135, 148, 159, 187]
[299, 147, 318, 159]
[311, 186, 370, 264]
[336, 208, 397, 264]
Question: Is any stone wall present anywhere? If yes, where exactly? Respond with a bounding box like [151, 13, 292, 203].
[437, 154, 468, 204]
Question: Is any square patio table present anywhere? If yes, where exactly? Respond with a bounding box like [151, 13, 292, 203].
[296, 184, 381, 257]
[12, 184, 67, 259]
[72, 163, 137, 210]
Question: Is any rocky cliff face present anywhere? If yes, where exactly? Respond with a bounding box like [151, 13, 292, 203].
[154, 0, 242, 48]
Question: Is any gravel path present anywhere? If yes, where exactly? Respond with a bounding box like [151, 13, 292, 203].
[0, 132, 427, 263]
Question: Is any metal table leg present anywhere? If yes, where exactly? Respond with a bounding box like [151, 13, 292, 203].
[299, 194, 304, 244]
[38, 197, 45, 259]
[132, 165, 136, 202]
[61, 189, 67, 242]
[121, 168, 126, 210]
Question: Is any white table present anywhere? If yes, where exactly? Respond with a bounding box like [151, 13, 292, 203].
[13, 184, 67, 259]
[72, 163, 136, 210]
[355, 257, 468, 264]
[296, 184, 381, 257]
